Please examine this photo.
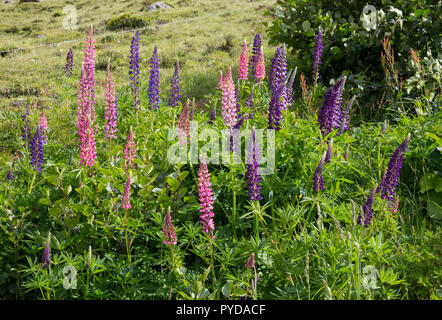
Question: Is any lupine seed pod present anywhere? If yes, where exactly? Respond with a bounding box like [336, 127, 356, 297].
[163, 206, 177, 245]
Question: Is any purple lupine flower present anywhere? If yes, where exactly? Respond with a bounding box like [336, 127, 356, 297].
[30, 127, 44, 173]
[251, 33, 262, 82]
[198, 155, 215, 237]
[245, 90, 254, 119]
[6, 164, 13, 180]
[357, 187, 376, 228]
[285, 67, 297, 108]
[377, 134, 411, 201]
[208, 105, 216, 125]
[269, 47, 282, 93]
[318, 76, 346, 136]
[268, 82, 286, 131]
[325, 138, 333, 163]
[247, 129, 263, 201]
[163, 207, 177, 245]
[129, 30, 141, 110]
[149, 45, 160, 109]
[65, 48, 74, 77]
[312, 31, 323, 83]
[21, 109, 31, 146]
[338, 95, 356, 135]
[42, 232, 51, 269]
[170, 61, 180, 107]
[313, 153, 326, 192]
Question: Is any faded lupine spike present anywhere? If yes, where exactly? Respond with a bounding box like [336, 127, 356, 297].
[285, 67, 297, 108]
[42, 232, 51, 269]
[245, 90, 254, 119]
[208, 104, 216, 125]
[325, 138, 333, 163]
[381, 119, 387, 134]
[216, 71, 224, 90]
[6, 164, 13, 180]
[69, 149, 73, 166]
[251, 33, 262, 81]
[313, 152, 326, 192]
[245, 253, 255, 269]
[85, 245, 92, 270]
[163, 206, 177, 245]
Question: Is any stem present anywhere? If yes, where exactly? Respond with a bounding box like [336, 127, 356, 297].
[208, 235, 217, 287]
[27, 172, 36, 194]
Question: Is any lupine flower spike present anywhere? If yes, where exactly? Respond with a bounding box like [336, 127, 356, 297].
[285, 67, 297, 109]
[313, 152, 326, 192]
[238, 40, 249, 81]
[104, 59, 117, 140]
[30, 127, 44, 173]
[247, 129, 263, 201]
[208, 104, 216, 125]
[251, 33, 262, 81]
[121, 175, 131, 210]
[40, 111, 48, 143]
[216, 71, 224, 90]
[170, 61, 180, 107]
[79, 117, 96, 168]
[325, 138, 333, 163]
[245, 253, 255, 269]
[65, 48, 73, 77]
[313, 30, 323, 84]
[149, 45, 160, 109]
[221, 68, 237, 131]
[42, 232, 51, 269]
[245, 90, 254, 119]
[377, 134, 411, 201]
[318, 76, 346, 136]
[21, 109, 31, 146]
[255, 49, 265, 81]
[268, 82, 286, 131]
[198, 155, 215, 237]
[85, 245, 92, 270]
[123, 127, 136, 171]
[7, 164, 13, 180]
[129, 29, 140, 110]
[163, 206, 177, 245]
[357, 187, 376, 228]
[177, 100, 190, 144]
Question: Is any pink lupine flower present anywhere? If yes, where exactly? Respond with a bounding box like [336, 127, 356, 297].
[104, 60, 117, 140]
[245, 253, 255, 269]
[163, 207, 177, 245]
[255, 48, 265, 81]
[216, 71, 224, 90]
[121, 175, 131, 210]
[221, 68, 237, 131]
[177, 100, 190, 144]
[123, 127, 136, 171]
[40, 111, 48, 143]
[198, 155, 215, 237]
[238, 40, 249, 81]
[79, 117, 97, 168]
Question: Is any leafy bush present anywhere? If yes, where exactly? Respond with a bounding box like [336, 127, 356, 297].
[106, 13, 150, 31]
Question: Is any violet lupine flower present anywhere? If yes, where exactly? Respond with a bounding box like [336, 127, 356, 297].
[269, 46, 287, 95]
[221, 68, 237, 131]
[177, 101, 190, 144]
[170, 61, 180, 107]
[247, 129, 263, 201]
[255, 49, 265, 81]
[313, 153, 326, 192]
[104, 61, 117, 140]
[377, 134, 411, 201]
[285, 67, 297, 108]
[312, 31, 323, 83]
[338, 95, 356, 135]
[245, 253, 255, 269]
[30, 127, 44, 173]
[79, 118, 97, 168]
[129, 30, 141, 110]
[121, 176, 131, 210]
[238, 40, 249, 81]
[251, 33, 262, 81]
[42, 232, 51, 269]
[123, 127, 136, 171]
[163, 207, 177, 245]
[357, 187, 376, 228]
[198, 155, 215, 238]
[149, 45, 160, 109]
[21, 109, 31, 146]
[268, 82, 285, 131]
[245, 90, 254, 119]
[318, 76, 346, 136]
[325, 138, 333, 163]
[6, 164, 13, 180]
[65, 48, 73, 77]
[208, 104, 216, 125]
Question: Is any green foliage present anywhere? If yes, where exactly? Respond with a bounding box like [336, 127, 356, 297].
[106, 13, 150, 31]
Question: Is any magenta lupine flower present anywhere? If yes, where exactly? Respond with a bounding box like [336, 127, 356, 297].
[318, 76, 346, 136]
[377, 134, 411, 201]
[177, 101, 190, 144]
[247, 129, 263, 201]
[221, 68, 237, 131]
[189, 100, 195, 121]
[163, 207, 177, 245]
[30, 127, 44, 173]
[357, 187, 376, 228]
[129, 30, 140, 110]
[65, 48, 73, 77]
[41, 232, 51, 269]
[121, 176, 131, 210]
[268, 82, 285, 131]
[104, 61, 117, 140]
[149, 45, 160, 109]
[255, 49, 265, 81]
[239, 40, 249, 81]
[251, 33, 262, 81]
[245, 253, 255, 269]
[325, 138, 333, 163]
[313, 153, 326, 192]
[123, 128, 136, 171]
[198, 155, 215, 237]
[79, 117, 96, 168]
[313, 31, 323, 83]
[170, 61, 180, 107]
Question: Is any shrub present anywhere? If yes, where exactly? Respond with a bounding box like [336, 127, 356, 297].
[106, 13, 150, 31]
